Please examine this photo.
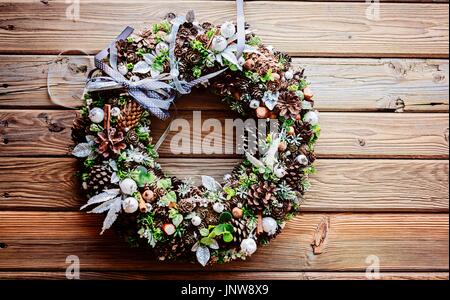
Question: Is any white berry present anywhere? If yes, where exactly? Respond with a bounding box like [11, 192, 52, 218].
[262, 217, 278, 236]
[284, 70, 294, 80]
[220, 21, 236, 39]
[240, 238, 257, 256]
[303, 111, 319, 126]
[213, 203, 225, 214]
[88, 107, 104, 124]
[119, 178, 138, 195]
[296, 154, 309, 166]
[110, 107, 121, 117]
[211, 36, 228, 52]
[155, 42, 169, 55]
[122, 197, 139, 214]
[191, 216, 202, 226]
[274, 167, 286, 178]
[118, 64, 128, 76]
[249, 100, 260, 109]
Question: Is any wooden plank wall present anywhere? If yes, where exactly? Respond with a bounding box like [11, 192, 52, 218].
[0, 0, 448, 280]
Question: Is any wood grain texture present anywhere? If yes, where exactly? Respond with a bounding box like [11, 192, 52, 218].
[0, 56, 448, 112]
[0, 158, 448, 212]
[0, 212, 447, 271]
[0, 271, 448, 280]
[0, 1, 448, 57]
[0, 110, 448, 158]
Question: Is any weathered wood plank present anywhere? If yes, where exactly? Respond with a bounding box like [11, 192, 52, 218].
[0, 271, 447, 280]
[0, 110, 448, 158]
[0, 212, 447, 271]
[0, 158, 447, 212]
[1, 56, 448, 112]
[0, 1, 448, 57]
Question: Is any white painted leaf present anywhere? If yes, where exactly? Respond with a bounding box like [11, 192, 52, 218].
[86, 135, 96, 144]
[150, 68, 161, 78]
[209, 239, 219, 250]
[110, 172, 120, 184]
[80, 189, 120, 210]
[221, 50, 242, 70]
[245, 151, 265, 170]
[201, 175, 221, 192]
[263, 137, 281, 170]
[191, 241, 200, 252]
[88, 197, 119, 214]
[133, 61, 151, 74]
[215, 54, 223, 66]
[143, 53, 155, 65]
[196, 246, 211, 267]
[109, 160, 118, 171]
[72, 143, 92, 158]
[101, 197, 122, 235]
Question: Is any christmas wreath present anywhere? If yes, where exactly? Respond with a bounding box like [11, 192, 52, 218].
[72, 6, 320, 266]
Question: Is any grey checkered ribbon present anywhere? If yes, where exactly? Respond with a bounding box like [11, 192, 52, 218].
[86, 0, 246, 120]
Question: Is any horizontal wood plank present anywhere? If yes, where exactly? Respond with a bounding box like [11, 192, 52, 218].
[0, 1, 448, 57]
[0, 158, 447, 212]
[0, 271, 447, 280]
[0, 56, 448, 112]
[0, 212, 447, 271]
[0, 110, 448, 158]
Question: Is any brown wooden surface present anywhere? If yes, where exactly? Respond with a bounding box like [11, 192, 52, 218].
[0, 1, 448, 57]
[0, 158, 447, 212]
[1, 56, 448, 112]
[0, 212, 448, 271]
[0, 110, 448, 158]
[0, 272, 448, 280]
[0, 0, 448, 280]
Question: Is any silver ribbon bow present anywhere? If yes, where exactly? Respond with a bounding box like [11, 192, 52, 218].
[86, 0, 247, 120]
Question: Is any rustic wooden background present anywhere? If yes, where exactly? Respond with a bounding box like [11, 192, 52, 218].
[0, 0, 448, 280]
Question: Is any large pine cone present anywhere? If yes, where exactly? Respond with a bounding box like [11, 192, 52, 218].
[87, 164, 113, 194]
[231, 218, 249, 243]
[276, 91, 301, 119]
[247, 181, 277, 210]
[118, 101, 143, 132]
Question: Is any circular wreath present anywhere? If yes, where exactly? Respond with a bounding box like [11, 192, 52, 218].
[72, 11, 320, 266]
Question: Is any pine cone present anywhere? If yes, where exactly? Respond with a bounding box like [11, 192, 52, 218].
[294, 120, 314, 143]
[171, 231, 197, 258]
[96, 128, 126, 158]
[197, 207, 220, 226]
[299, 144, 317, 164]
[185, 49, 202, 65]
[125, 130, 140, 146]
[277, 91, 301, 119]
[186, 186, 203, 198]
[284, 160, 304, 189]
[231, 218, 249, 243]
[72, 116, 89, 142]
[271, 202, 292, 220]
[87, 165, 113, 194]
[247, 181, 277, 211]
[250, 84, 264, 100]
[118, 101, 143, 132]
[177, 198, 196, 214]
